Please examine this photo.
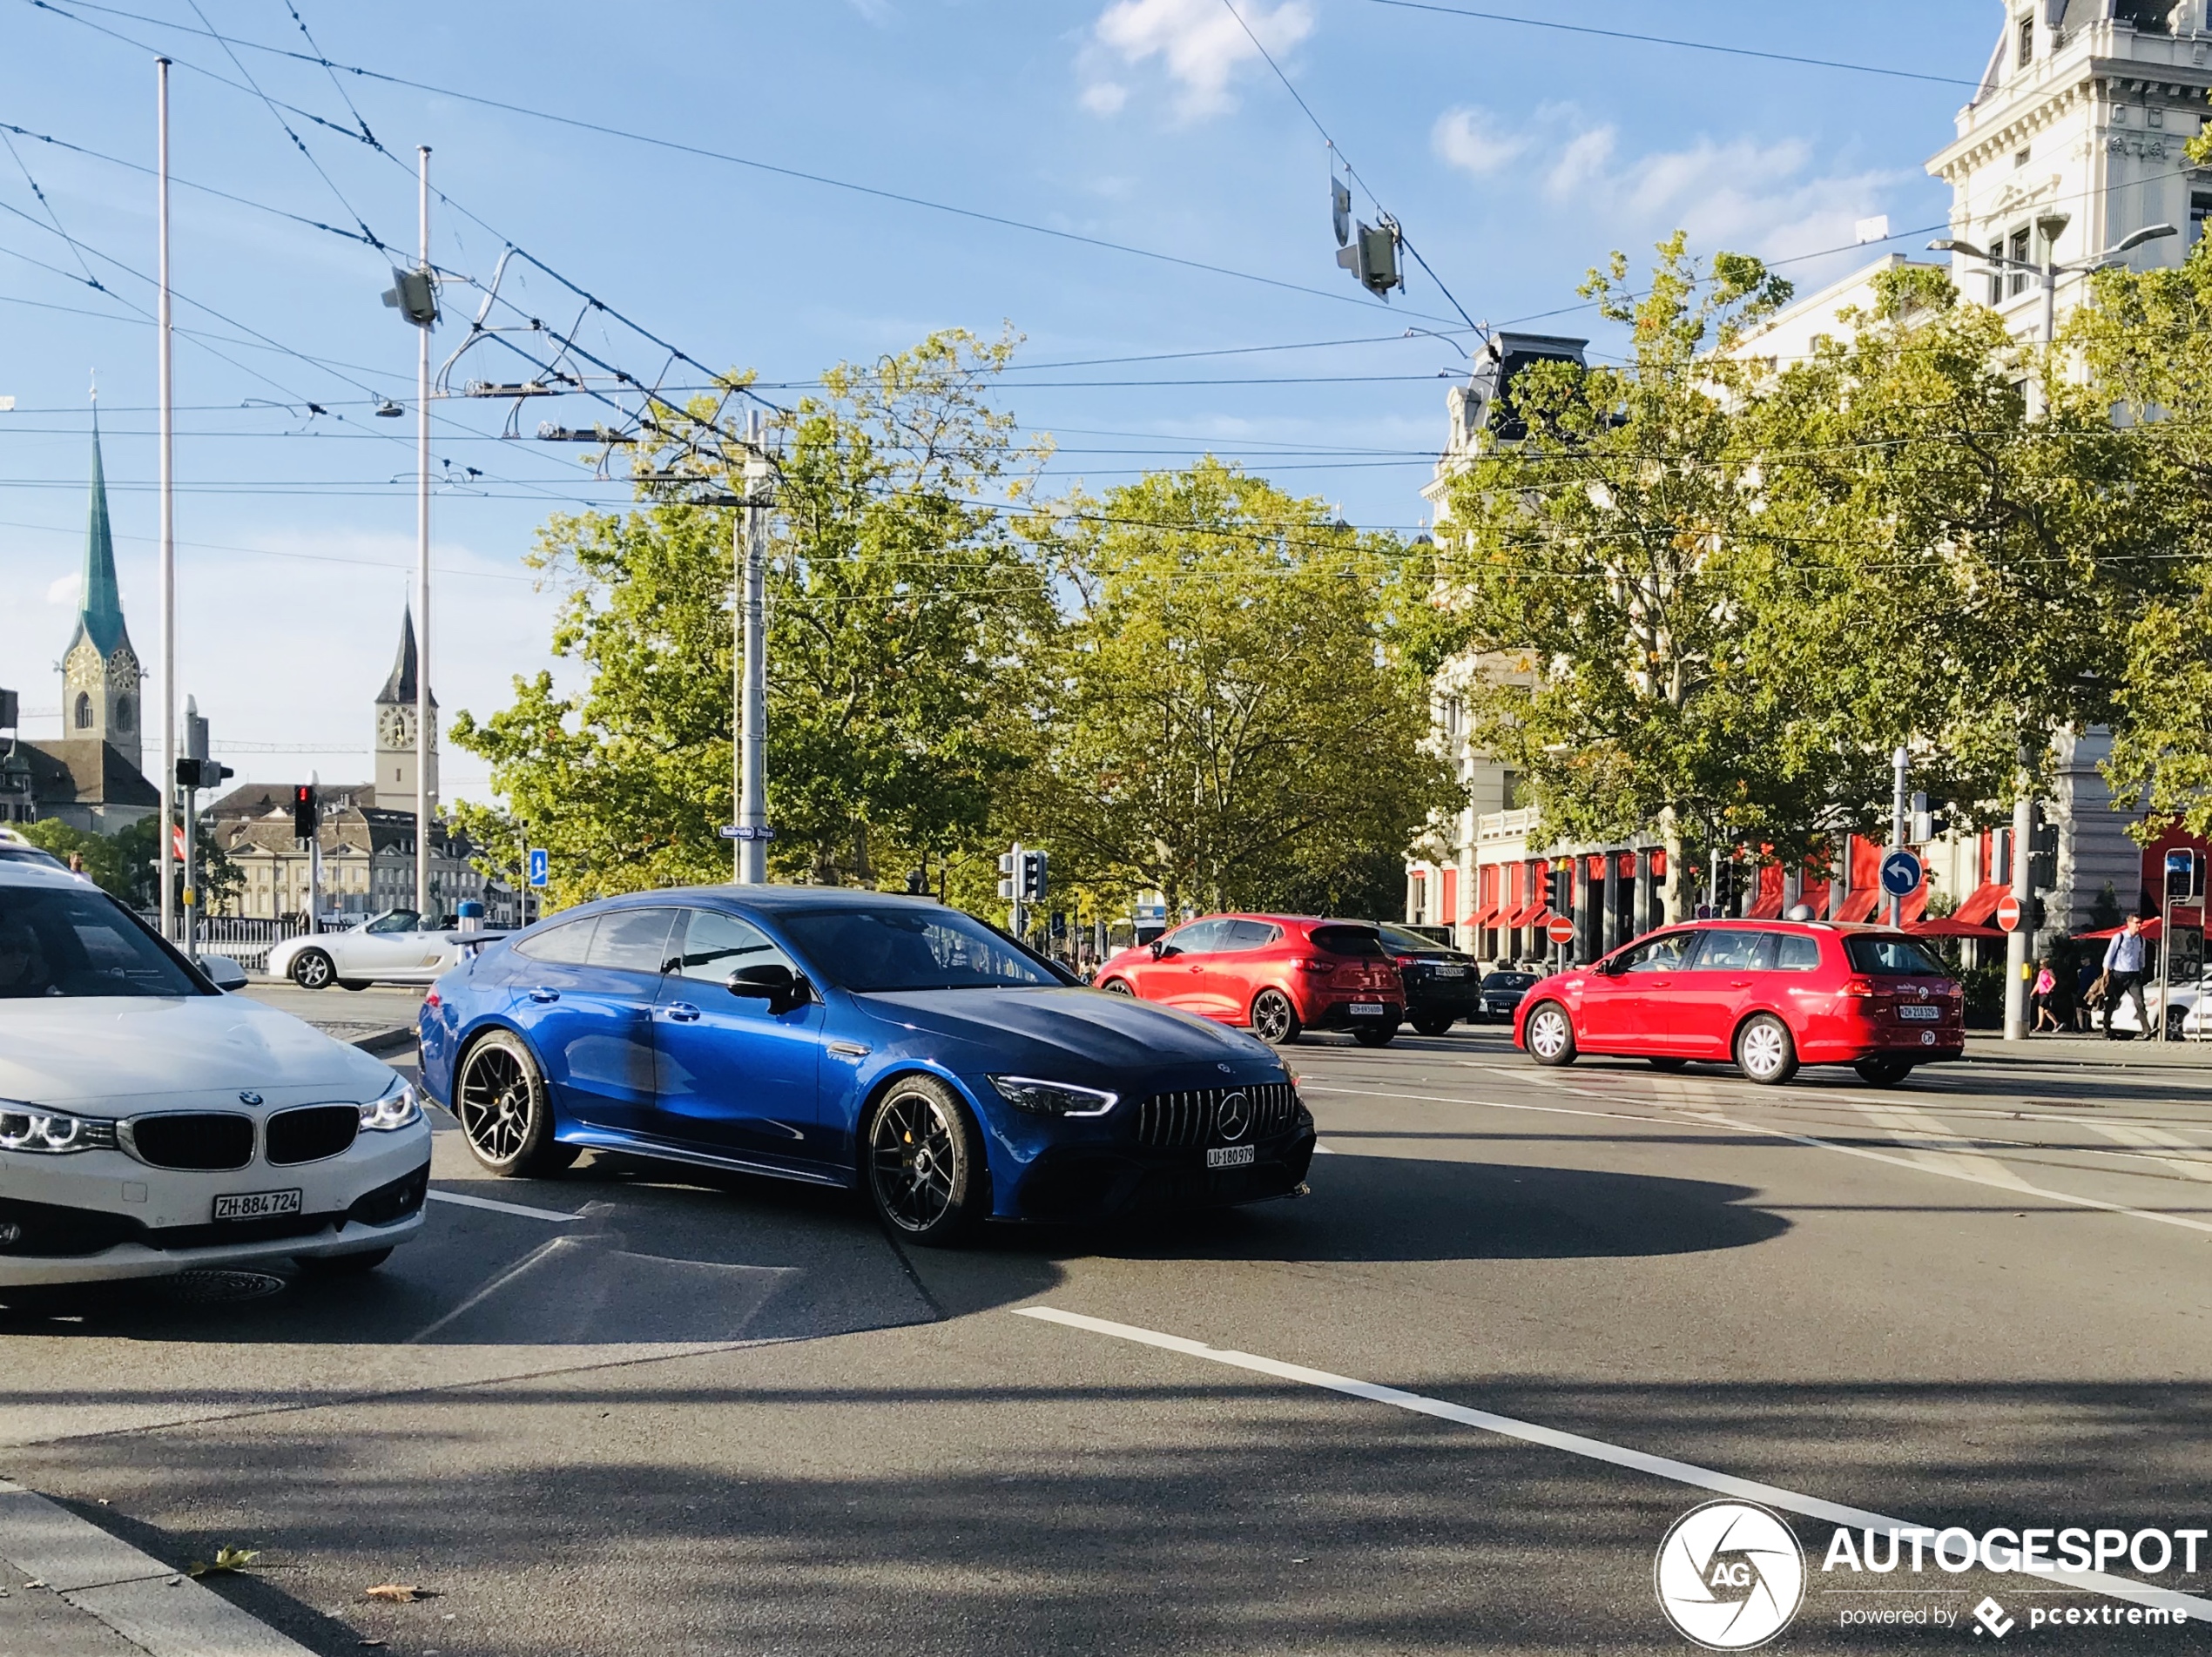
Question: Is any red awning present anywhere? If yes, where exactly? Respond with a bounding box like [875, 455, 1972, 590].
[1747, 865, 1786, 919]
[1834, 886, 1883, 924]
[2077, 919, 2164, 940]
[1952, 880, 2010, 926]
[1465, 901, 1501, 928]
[1799, 879, 1832, 920]
[1905, 916, 2003, 940]
[1505, 900, 1551, 929]
[1899, 879, 1932, 926]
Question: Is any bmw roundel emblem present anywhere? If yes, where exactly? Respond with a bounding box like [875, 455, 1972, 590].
[1216, 1091, 1251, 1142]
[238, 1091, 263, 1108]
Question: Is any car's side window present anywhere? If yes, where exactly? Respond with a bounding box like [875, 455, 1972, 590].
[1221, 920, 1278, 952]
[1689, 930, 1762, 973]
[1165, 920, 1227, 955]
[1772, 933, 1821, 972]
[585, 908, 678, 975]
[673, 909, 793, 982]
[513, 916, 599, 965]
[368, 911, 419, 934]
[1620, 933, 1693, 973]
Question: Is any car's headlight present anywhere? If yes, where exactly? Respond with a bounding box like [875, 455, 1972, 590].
[988, 1075, 1119, 1117]
[360, 1079, 422, 1132]
[0, 1101, 116, 1154]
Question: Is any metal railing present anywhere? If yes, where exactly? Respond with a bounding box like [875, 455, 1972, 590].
[139, 913, 310, 974]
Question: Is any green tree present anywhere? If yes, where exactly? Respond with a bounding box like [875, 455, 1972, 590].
[451, 331, 1054, 906]
[1018, 460, 1453, 917]
[18, 815, 238, 911]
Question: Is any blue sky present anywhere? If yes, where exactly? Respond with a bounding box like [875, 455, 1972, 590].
[0, 0, 1994, 800]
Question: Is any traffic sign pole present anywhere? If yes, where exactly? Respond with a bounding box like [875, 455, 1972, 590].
[2004, 783, 2034, 1044]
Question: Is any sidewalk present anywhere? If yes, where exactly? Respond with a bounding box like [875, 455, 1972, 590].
[1962, 1031, 2212, 1069]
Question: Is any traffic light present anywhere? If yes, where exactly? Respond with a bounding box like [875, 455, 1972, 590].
[173, 758, 233, 790]
[1021, 849, 1048, 905]
[1335, 217, 1403, 299]
[292, 784, 318, 840]
[997, 850, 1019, 902]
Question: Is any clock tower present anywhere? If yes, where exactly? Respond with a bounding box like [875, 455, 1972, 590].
[372, 605, 437, 811]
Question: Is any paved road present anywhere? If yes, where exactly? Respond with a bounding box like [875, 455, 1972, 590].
[4, 1028, 2211, 1654]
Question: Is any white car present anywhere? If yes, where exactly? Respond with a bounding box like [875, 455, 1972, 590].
[0, 861, 431, 1286]
[266, 908, 505, 990]
[2101, 972, 2211, 1041]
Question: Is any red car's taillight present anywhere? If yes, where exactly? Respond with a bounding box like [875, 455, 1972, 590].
[1298, 958, 1333, 973]
[1840, 976, 1878, 999]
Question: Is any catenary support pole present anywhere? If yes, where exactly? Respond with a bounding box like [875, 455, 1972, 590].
[155, 57, 176, 942]
[415, 145, 433, 920]
[737, 413, 770, 885]
[2005, 780, 2034, 1042]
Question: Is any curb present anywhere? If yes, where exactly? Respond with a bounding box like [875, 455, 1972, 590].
[0, 1480, 315, 1656]
[350, 1026, 417, 1059]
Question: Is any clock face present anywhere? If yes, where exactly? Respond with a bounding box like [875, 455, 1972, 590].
[381, 709, 412, 744]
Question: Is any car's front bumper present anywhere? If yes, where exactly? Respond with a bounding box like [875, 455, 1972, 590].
[1006, 1124, 1318, 1223]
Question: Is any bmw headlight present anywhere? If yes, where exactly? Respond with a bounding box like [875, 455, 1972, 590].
[360, 1079, 422, 1132]
[0, 1101, 115, 1154]
[988, 1076, 1119, 1118]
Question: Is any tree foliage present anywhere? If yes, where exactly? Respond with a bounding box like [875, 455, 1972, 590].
[18, 815, 238, 911]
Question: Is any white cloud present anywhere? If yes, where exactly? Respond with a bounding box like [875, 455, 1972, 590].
[1084, 0, 1314, 119]
[1081, 80, 1130, 116]
[1433, 107, 1526, 178]
[46, 574, 78, 607]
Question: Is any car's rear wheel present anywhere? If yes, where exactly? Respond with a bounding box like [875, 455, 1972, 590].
[1352, 1023, 1398, 1047]
[1648, 1056, 1690, 1073]
[2168, 1007, 2188, 1041]
[863, 1075, 985, 1247]
[1411, 1012, 1456, 1037]
[1251, 989, 1302, 1046]
[295, 1246, 393, 1276]
[338, 980, 368, 992]
[455, 1031, 577, 1176]
[290, 948, 334, 990]
[1100, 978, 1135, 996]
[1852, 1056, 1913, 1087]
[1736, 1015, 1798, 1086]
[1525, 1001, 1576, 1066]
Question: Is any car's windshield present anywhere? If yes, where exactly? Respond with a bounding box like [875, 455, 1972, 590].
[780, 906, 1062, 993]
[1844, 935, 1947, 978]
[0, 882, 207, 999]
[1375, 924, 1449, 954]
[1483, 972, 1537, 990]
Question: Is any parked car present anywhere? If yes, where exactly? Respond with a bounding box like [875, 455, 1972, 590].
[417, 888, 1315, 1244]
[1372, 923, 1481, 1034]
[1096, 913, 1405, 1047]
[1475, 968, 1542, 1024]
[0, 829, 65, 872]
[266, 909, 505, 990]
[0, 859, 431, 1285]
[2100, 968, 2210, 1041]
[1513, 921, 1965, 1087]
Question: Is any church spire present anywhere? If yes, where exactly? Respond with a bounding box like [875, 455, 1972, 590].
[67, 406, 131, 661]
[375, 604, 436, 710]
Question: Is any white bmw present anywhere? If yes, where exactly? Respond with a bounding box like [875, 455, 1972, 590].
[0, 860, 431, 1286]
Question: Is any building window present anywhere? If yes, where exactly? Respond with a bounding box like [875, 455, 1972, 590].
[2193, 192, 2212, 243]
[73, 693, 91, 730]
[2018, 15, 2033, 68]
[2008, 226, 2032, 296]
[113, 697, 132, 733]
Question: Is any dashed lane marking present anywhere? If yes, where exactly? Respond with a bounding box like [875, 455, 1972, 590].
[427, 1188, 583, 1223]
[1013, 1306, 2212, 1625]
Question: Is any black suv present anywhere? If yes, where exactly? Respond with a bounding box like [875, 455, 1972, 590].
[1373, 923, 1481, 1035]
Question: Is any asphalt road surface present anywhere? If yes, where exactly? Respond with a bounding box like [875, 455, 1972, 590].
[5, 1026, 2211, 1654]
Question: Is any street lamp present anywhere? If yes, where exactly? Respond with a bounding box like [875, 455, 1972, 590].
[1930, 216, 2178, 351]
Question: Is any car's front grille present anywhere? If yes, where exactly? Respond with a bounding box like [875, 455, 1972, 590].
[1136, 1082, 1300, 1148]
[266, 1106, 358, 1166]
[123, 1113, 254, 1171]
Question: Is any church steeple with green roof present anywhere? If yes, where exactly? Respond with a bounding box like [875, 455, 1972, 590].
[60, 406, 144, 774]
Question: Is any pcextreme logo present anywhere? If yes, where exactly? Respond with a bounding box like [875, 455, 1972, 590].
[1656, 1500, 1808, 1650]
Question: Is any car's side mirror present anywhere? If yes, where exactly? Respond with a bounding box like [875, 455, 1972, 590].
[1151, 941, 1180, 960]
[726, 962, 810, 1013]
[197, 953, 249, 991]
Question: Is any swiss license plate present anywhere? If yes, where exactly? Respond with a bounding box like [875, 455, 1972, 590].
[1898, 1004, 1940, 1021]
[1206, 1144, 1257, 1169]
[212, 1189, 302, 1222]
[1433, 966, 1467, 978]
[1347, 1002, 1386, 1017]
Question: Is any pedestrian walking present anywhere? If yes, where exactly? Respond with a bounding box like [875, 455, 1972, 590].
[2101, 917, 2151, 1039]
[2031, 959, 2060, 1034]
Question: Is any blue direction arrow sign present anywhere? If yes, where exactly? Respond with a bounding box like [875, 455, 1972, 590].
[1878, 848, 1924, 899]
[526, 847, 550, 889]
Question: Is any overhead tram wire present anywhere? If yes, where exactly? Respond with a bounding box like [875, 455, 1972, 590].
[18, 0, 1469, 328]
[1217, 0, 1484, 338]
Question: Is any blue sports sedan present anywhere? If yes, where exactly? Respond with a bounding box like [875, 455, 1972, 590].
[416, 886, 1316, 1244]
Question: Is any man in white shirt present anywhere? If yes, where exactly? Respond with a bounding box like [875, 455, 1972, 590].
[2101, 916, 2150, 1039]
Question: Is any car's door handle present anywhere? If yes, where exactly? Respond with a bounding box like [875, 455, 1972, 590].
[529, 987, 560, 1003]
[665, 1002, 701, 1022]
[1730, 980, 1752, 988]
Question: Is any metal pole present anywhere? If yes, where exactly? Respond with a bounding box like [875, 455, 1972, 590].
[1890, 745, 1909, 929]
[415, 145, 433, 920]
[2161, 890, 2175, 1044]
[182, 696, 205, 960]
[2003, 782, 2033, 1042]
[1008, 841, 1026, 940]
[307, 769, 321, 934]
[737, 411, 770, 885]
[156, 57, 176, 942]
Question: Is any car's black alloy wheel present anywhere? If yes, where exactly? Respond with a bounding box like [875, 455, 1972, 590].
[1852, 1055, 1913, 1087]
[1100, 979, 1135, 996]
[864, 1075, 983, 1246]
[291, 948, 334, 990]
[1251, 989, 1302, 1046]
[455, 1032, 577, 1177]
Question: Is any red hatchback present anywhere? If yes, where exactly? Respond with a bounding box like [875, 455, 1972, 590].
[1099, 914, 1406, 1047]
[1513, 920, 1965, 1086]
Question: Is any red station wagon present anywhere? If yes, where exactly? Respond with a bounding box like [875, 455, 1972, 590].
[1098, 914, 1406, 1047]
[1512, 920, 1965, 1086]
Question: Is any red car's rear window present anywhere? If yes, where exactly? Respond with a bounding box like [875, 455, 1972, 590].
[1844, 935, 1946, 977]
[1310, 926, 1386, 958]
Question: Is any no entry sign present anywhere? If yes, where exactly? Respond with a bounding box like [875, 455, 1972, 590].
[1995, 894, 2022, 933]
[1548, 915, 1577, 946]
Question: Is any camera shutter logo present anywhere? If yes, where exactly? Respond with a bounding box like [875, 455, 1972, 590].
[1654, 1500, 1805, 1650]
[1215, 1091, 1251, 1142]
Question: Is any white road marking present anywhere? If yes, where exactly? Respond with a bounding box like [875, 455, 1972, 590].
[428, 1188, 583, 1223]
[1846, 1100, 2040, 1194]
[1014, 1306, 2212, 1624]
[1302, 1079, 2212, 1236]
[2083, 1122, 2212, 1184]
[1313, 1143, 1340, 1155]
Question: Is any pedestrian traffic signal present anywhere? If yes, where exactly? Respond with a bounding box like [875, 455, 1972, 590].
[997, 850, 1019, 902]
[1020, 849, 1048, 905]
[292, 784, 317, 840]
